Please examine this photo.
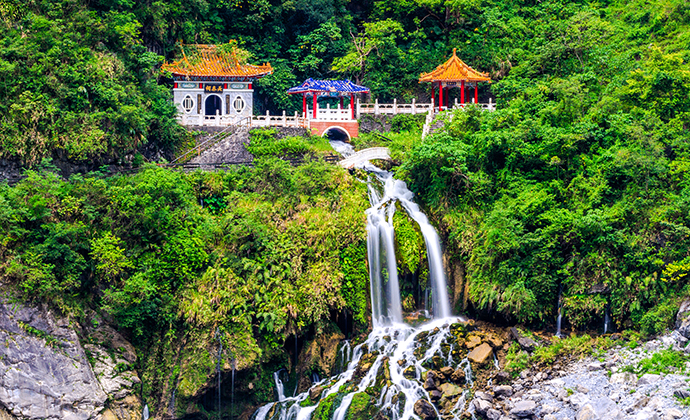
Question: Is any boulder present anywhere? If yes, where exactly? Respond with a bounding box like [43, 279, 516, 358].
[468, 343, 493, 365]
[450, 368, 466, 383]
[414, 399, 437, 420]
[610, 372, 636, 384]
[466, 335, 482, 349]
[673, 389, 690, 399]
[568, 393, 590, 409]
[471, 398, 492, 415]
[665, 408, 683, 420]
[493, 385, 513, 397]
[439, 366, 454, 377]
[439, 383, 462, 398]
[429, 389, 442, 401]
[474, 391, 493, 402]
[633, 410, 660, 420]
[587, 362, 604, 371]
[509, 327, 536, 351]
[486, 408, 501, 420]
[637, 373, 661, 386]
[309, 386, 325, 402]
[495, 371, 511, 384]
[576, 404, 597, 420]
[424, 371, 439, 390]
[509, 400, 537, 417]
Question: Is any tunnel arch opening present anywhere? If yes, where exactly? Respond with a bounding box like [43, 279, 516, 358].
[322, 126, 351, 142]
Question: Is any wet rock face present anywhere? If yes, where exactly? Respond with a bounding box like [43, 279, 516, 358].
[413, 399, 437, 420]
[675, 298, 690, 339]
[0, 300, 142, 420]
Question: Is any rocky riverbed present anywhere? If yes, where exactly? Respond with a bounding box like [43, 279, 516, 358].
[464, 330, 690, 420]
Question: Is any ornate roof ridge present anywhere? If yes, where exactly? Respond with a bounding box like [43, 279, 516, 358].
[419, 49, 491, 83]
[162, 43, 273, 79]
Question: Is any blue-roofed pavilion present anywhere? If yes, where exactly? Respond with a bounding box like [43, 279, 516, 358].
[287, 79, 370, 121]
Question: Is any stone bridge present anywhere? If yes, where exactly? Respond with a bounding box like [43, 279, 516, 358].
[338, 147, 391, 168]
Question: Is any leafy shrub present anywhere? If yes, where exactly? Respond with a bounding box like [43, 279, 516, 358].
[391, 114, 424, 133]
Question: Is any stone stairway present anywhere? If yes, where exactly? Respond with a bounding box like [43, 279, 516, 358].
[188, 127, 252, 165]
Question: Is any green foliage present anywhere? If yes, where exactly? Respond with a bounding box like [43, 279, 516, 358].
[531, 334, 596, 365]
[504, 343, 530, 376]
[0, 160, 369, 407]
[394, 0, 690, 326]
[640, 297, 681, 337]
[621, 349, 690, 377]
[247, 129, 311, 158]
[390, 114, 424, 134]
[0, 0, 185, 164]
[341, 242, 370, 326]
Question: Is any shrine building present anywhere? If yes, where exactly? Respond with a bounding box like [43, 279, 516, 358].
[286, 78, 369, 139]
[162, 44, 273, 126]
[419, 48, 491, 112]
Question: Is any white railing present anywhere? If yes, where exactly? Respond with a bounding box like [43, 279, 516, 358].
[358, 97, 496, 115]
[422, 107, 436, 140]
[177, 113, 250, 127]
[252, 111, 308, 128]
[358, 98, 433, 115]
[451, 97, 496, 111]
[338, 147, 391, 168]
[305, 105, 354, 122]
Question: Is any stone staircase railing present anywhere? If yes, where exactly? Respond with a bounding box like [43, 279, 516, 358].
[171, 117, 251, 164]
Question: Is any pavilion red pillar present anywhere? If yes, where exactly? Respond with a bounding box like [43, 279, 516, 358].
[438, 82, 444, 112]
[340, 97, 344, 109]
[461, 80, 465, 105]
[302, 94, 307, 117]
[313, 93, 317, 119]
[350, 94, 355, 120]
[474, 83, 479, 104]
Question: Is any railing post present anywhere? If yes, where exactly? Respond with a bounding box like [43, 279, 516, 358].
[375, 98, 379, 115]
[357, 98, 360, 118]
[412, 98, 416, 114]
[455, 97, 458, 108]
[283, 110, 286, 127]
[393, 98, 397, 114]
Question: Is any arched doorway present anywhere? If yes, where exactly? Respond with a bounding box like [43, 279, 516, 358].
[205, 95, 222, 116]
[322, 126, 350, 141]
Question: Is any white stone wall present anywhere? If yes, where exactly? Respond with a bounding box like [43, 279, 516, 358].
[172, 82, 255, 126]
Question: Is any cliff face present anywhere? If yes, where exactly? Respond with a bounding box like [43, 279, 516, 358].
[0, 299, 143, 420]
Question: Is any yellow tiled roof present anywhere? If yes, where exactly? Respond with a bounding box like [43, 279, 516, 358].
[419, 49, 491, 83]
[162, 44, 273, 79]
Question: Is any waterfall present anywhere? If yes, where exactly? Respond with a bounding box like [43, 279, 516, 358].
[251, 150, 459, 420]
[555, 287, 563, 338]
[365, 166, 451, 319]
[273, 370, 286, 402]
[142, 405, 149, 420]
[604, 303, 612, 334]
[231, 358, 236, 420]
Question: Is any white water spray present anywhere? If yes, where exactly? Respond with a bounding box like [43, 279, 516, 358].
[251, 146, 460, 420]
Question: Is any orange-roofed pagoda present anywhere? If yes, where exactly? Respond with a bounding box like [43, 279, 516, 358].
[419, 48, 491, 112]
[162, 44, 273, 126]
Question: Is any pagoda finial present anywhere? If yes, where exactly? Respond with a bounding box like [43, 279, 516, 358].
[453, 48, 457, 55]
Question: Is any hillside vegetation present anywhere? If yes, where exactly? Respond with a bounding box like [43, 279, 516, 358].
[1, 0, 690, 412]
[394, 0, 690, 333]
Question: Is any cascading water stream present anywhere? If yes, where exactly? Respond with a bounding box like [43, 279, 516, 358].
[555, 287, 563, 338]
[604, 303, 612, 334]
[251, 148, 463, 420]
